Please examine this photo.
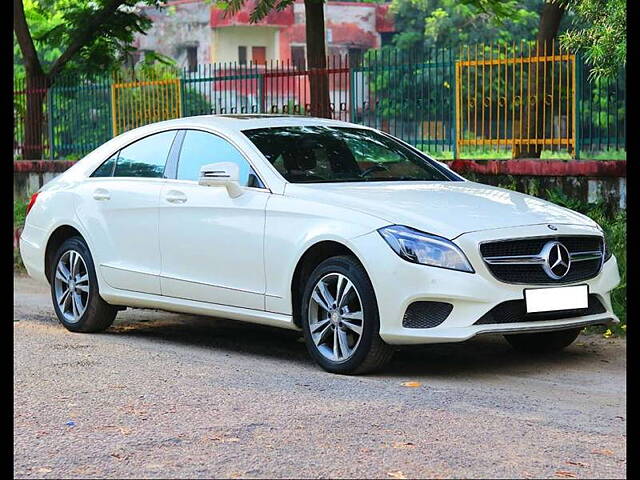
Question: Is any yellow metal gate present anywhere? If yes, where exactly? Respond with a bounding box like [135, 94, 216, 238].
[455, 42, 576, 157]
[111, 78, 182, 136]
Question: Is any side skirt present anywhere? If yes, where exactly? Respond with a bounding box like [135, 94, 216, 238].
[99, 288, 299, 331]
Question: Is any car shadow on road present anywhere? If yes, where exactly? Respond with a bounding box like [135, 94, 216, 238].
[104, 311, 603, 377]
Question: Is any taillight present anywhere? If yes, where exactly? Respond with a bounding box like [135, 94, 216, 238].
[26, 192, 39, 216]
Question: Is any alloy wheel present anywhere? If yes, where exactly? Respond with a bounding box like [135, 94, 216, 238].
[54, 250, 90, 324]
[307, 272, 364, 362]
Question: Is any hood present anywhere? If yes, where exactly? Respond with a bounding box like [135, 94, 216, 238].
[284, 181, 598, 239]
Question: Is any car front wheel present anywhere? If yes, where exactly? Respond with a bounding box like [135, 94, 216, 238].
[301, 255, 394, 374]
[50, 236, 117, 333]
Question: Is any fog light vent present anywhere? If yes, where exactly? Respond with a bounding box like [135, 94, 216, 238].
[403, 301, 453, 328]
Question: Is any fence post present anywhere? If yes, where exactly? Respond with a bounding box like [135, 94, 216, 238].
[258, 72, 265, 113]
[110, 80, 117, 137]
[452, 55, 458, 160]
[180, 71, 186, 117]
[46, 86, 54, 160]
[349, 64, 356, 123]
[574, 53, 582, 160]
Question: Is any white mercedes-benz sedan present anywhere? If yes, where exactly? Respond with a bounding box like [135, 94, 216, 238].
[20, 115, 621, 374]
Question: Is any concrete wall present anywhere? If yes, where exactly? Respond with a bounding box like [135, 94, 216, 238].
[14, 160, 626, 210]
[136, 1, 213, 67]
[212, 26, 280, 63]
[444, 159, 627, 210]
[14, 161, 75, 200]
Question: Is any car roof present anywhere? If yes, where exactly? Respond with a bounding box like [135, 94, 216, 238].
[141, 114, 369, 135]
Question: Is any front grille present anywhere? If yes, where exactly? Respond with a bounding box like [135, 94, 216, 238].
[480, 235, 604, 284]
[474, 294, 606, 325]
[403, 301, 453, 328]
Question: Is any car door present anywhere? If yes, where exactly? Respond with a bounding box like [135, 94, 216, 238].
[75, 130, 179, 295]
[159, 129, 270, 310]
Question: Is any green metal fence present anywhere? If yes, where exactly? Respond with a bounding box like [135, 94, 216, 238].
[13, 45, 626, 160]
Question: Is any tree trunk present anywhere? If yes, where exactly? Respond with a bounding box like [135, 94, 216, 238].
[515, 2, 566, 158]
[304, 0, 331, 118]
[22, 70, 49, 160]
[15, 0, 49, 159]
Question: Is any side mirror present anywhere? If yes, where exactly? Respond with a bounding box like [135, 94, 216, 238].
[198, 162, 243, 198]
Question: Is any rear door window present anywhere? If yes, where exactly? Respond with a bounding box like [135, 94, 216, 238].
[112, 130, 177, 178]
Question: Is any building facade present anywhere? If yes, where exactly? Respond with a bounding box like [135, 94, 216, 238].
[134, 0, 395, 70]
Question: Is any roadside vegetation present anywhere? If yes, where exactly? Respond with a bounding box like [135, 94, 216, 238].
[14, 198, 28, 273]
[427, 148, 627, 161]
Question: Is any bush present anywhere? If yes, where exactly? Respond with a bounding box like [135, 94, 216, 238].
[14, 199, 28, 273]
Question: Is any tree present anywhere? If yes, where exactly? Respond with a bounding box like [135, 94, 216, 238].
[13, 0, 162, 159]
[389, 0, 548, 52]
[224, 0, 331, 118]
[557, 0, 626, 79]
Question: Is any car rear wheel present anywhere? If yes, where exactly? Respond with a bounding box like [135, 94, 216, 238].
[50, 236, 117, 333]
[301, 255, 394, 374]
[504, 327, 582, 353]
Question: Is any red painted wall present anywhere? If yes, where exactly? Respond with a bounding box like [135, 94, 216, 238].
[210, 1, 294, 27]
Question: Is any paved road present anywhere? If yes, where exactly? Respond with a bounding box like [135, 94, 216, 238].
[14, 274, 626, 479]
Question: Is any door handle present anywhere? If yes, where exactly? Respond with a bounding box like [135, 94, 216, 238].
[164, 190, 187, 204]
[93, 188, 110, 201]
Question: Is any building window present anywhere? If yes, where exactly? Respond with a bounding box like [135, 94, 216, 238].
[380, 32, 396, 47]
[291, 46, 306, 70]
[238, 46, 247, 65]
[348, 48, 364, 68]
[252, 46, 266, 65]
[186, 46, 198, 73]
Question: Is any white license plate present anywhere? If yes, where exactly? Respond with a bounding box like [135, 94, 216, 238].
[524, 285, 589, 313]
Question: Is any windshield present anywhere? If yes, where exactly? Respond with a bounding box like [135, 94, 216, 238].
[242, 126, 459, 183]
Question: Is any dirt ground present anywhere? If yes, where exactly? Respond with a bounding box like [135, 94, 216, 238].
[14, 274, 626, 479]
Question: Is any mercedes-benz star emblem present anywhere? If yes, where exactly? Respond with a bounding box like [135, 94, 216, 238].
[541, 241, 571, 279]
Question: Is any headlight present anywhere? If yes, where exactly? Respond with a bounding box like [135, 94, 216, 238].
[378, 225, 474, 273]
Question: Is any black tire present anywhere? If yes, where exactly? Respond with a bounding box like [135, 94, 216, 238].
[504, 327, 582, 353]
[50, 236, 117, 333]
[301, 255, 394, 374]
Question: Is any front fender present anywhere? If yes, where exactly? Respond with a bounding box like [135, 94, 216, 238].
[263, 194, 388, 315]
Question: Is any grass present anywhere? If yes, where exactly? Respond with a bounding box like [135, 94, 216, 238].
[14, 198, 28, 273]
[423, 148, 627, 161]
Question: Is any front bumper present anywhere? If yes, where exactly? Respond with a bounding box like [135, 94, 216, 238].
[352, 224, 620, 345]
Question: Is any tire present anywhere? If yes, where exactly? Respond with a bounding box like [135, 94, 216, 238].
[301, 255, 394, 374]
[504, 327, 582, 353]
[50, 236, 117, 333]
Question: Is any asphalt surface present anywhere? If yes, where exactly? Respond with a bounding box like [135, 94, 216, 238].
[14, 274, 626, 479]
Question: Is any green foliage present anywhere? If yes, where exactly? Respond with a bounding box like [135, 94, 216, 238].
[424, 147, 626, 160]
[557, 0, 626, 80]
[14, 199, 28, 273]
[14, 0, 164, 79]
[48, 74, 113, 158]
[389, 0, 544, 51]
[14, 199, 28, 229]
[221, 0, 297, 24]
